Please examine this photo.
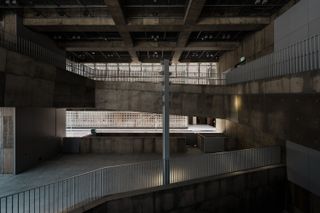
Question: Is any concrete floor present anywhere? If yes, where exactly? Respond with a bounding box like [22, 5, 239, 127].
[0, 148, 202, 197]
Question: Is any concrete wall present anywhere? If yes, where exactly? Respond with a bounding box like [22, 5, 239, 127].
[225, 119, 281, 149]
[54, 69, 95, 108]
[1, 12, 65, 61]
[219, 22, 274, 73]
[224, 93, 320, 152]
[286, 141, 320, 198]
[287, 181, 320, 213]
[77, 136, 186, 154]
[95, 71, 320, 153]
[0, 47, 95, 108]
[95, 81, 227, 117]
[275, 0, 320, 50]
[15, 108, 65, 174]
[85, 166, 286, 213]
[218, 0, 303, 73]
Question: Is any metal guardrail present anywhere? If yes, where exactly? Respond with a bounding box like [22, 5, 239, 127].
[0, 30, 66, 69]
[226, 34, 320, 84]
[0, 146, 281, 213]
[66, 62, 226, 85]
[66, 60, 95, 78]
[0, 30, 224, 85]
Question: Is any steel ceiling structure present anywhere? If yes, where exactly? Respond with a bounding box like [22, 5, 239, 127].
[0, 0, 294, 62]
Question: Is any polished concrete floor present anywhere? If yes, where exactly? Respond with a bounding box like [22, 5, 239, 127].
[0, 148, 202, 197]
[66, 124, 216, 137]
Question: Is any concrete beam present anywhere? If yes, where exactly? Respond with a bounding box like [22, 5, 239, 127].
[23, 17, 115, 26]
[104, 0, 139, 62]
[197, 17, 271, 25]
[61, 41, 239, 51]
[173, 0, 206, 63]
[184, 0, 207, 25]
[23, 17, 270, 32]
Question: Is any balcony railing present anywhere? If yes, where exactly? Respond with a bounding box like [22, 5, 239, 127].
[0, 146, 281, 213]
[0, 30, 66, 69]
[226, 34, 320, 84]
[66, 62, 225, 85]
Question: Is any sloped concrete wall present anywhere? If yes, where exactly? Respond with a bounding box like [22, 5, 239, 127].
[85, 166, 286, 213]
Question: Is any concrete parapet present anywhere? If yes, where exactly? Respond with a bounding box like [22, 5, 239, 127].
[80, 165, 286, 213]
[65, 134, 187, 154]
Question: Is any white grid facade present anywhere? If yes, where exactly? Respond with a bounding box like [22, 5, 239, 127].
[66, 111, 188, 129]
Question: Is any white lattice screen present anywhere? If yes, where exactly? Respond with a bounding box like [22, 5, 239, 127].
[66, 111, 188, 129]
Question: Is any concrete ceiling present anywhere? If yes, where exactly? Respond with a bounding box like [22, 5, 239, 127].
[1, 0, 292, 63]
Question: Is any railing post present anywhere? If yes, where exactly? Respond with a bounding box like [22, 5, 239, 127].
[161, 59, 170, 185]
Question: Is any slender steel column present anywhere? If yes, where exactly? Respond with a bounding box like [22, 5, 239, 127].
[161, 59, 170, 185]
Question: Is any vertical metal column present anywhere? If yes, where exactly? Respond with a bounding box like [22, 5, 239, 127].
[161, 59, 170, 185]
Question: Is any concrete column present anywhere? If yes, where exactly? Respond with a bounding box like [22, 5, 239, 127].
[216, 119, 226, 133]
[162, 59, 170, 185]
[192, 116, 197, 125]
[0, 108, 15, 174]
[2, 13, 20, 44]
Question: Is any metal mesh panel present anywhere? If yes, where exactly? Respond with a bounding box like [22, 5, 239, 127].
[66, 111, 188, 129]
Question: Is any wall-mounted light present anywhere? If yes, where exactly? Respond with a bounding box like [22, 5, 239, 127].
[234, 95, 242, 111]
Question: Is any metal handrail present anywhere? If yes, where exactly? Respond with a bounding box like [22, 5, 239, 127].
[66, 62, 225, 85]
[0, 146, 281, 213]
[0, 30, 66, 69]
[226, 33, 320, 84]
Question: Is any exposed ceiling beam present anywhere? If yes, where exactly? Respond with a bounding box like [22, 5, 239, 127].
[183, 0, 207, 25]
[197, 17, 271, 25]
[172, 0, 206, 63]
[60, 41, 239, 51]
[23, 17, 115, 26]
[104, 0, 139, 62]
[0, 5, 107, 9]
[23, 17, 270, 32]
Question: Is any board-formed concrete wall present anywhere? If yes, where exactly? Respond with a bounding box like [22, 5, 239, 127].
[218, 22, 275, 73]
[95, 81, 228, 118]
[14, 108, 66, 174]
[0, 47, 95, 108]
[274, 0, 320, 50]
[78, 136, 186, 154]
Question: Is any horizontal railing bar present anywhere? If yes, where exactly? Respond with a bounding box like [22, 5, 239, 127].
[0, 146, 281, 213]
[226, 33, 320, 84]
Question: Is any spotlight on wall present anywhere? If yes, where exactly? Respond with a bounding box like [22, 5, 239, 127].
[254, 0, 261, 4]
